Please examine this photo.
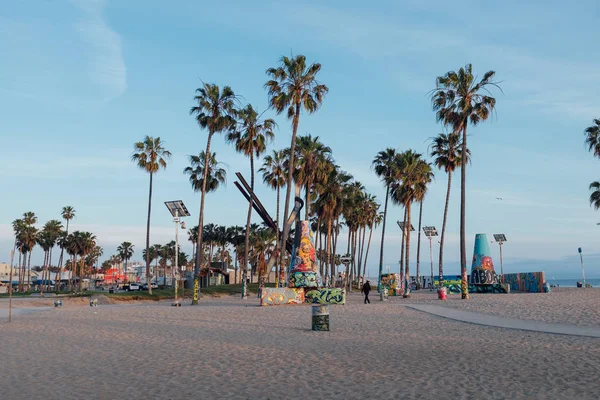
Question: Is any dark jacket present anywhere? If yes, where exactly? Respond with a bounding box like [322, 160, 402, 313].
[362, 282, 371, 294]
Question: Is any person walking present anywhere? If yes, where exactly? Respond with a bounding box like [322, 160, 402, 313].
[361, 280, 371, 304]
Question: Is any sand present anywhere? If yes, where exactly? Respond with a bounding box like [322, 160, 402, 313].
[1, 290, 600, 399]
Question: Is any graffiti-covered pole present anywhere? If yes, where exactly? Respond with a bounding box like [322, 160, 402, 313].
[578, 247, 586, 287]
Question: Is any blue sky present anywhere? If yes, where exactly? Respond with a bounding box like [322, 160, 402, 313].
[1, 0, 599, 278]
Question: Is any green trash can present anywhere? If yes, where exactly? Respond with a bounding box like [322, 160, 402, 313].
[312, 305, 330, 331]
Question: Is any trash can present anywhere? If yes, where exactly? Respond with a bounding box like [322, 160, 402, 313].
[543, 282, 550, 293]
[437, 287, 448, 300]
[312, 305, 330, 331]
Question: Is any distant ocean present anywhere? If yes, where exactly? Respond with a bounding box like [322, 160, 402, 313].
[365, 276, 600, 288]
[545, 278, 600, 288]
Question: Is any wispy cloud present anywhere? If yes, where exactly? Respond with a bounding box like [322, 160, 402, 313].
[70, 0, 127, 99]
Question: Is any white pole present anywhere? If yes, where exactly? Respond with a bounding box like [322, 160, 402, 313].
[174, 209, 179, 303]
[499, 242, 504, 283]
[580, 252, 586, 287]
[429, 237, 434, 289]
[8, 250, 15, 323]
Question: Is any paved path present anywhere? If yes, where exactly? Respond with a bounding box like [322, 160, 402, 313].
[406, 304, 600, 338]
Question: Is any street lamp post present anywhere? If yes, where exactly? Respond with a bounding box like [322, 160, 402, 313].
[578, 247, 586, 287]
[493, 234, 507, 283]
[165, 201, 190, 306]
[423, 226, 438, 290]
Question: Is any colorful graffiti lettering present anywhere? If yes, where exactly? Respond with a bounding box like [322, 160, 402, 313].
[192, 276, 199, 303]
[289, 271, 321, 288]
[502, 272, 545, 293]
[447, 284, 508, 294]
[470, 234, 497, 285]
[261, 288, 305, 306]
[305, 288, 346, 305]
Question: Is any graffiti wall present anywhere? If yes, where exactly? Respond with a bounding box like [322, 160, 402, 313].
[380, 273, 400, 296]
[305, 288, 346, 305]
[261, 288, 305, 306]
[447, 284, 508, 294]
[502, 272, 545, 293]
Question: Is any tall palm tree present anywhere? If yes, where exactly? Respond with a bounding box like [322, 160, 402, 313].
[583, 119, 600, 210]
[265, 54, 328, 286]
[56, 206, 75, 290]
[132, 136, 172, 295]
[42, 220, 62, 291]
[413, 160, 434, 289]
[20, 212, 37, 291]
[391, 150, 427, 297]
[259, 149, 286, 286]
[372, 148, 399, 290]
[430, 132, 470, 287]
[227, 103, 275, 298]
[117, 242, 134, 284]
[73, 231, 97, 291]
[294, 134, 332, 219]
[431, 64, 500, 299]
[189, 82, 238, 304]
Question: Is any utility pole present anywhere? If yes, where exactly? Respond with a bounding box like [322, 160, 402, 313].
[578, 247, 586, 287]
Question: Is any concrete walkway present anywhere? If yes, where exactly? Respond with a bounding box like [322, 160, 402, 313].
[406, 304, 600, 338]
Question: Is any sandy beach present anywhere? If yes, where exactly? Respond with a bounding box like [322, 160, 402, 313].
[1, 290, 600, 399]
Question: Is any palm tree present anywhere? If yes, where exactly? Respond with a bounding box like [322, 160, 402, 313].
[132, 136, 172, 295]
[142, 245, 159, 281]
[372, 148, 399, 290]
[265, 54, 328, 286]
[189, 82, 238, 304]
[117, 242, 134, 284]
[413, 160, 434, 289]
[259, 149, 286, 286]
[42, 220, 62, 291]
[227, 103, 275, 298]
[583, 118, 600, 156]
[430, 132, 470, 287]
[20, 212, 37, 291]
[73, 231, 97, 291]
[431, 64, 500, 299]
[184, 151, 227, 194]
[56, 206, 75, 290]
[391, 150, 427, 297]
[294, 134, 332, 219]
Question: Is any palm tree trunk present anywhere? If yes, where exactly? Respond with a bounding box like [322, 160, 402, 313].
[56, 219, 69, 292]
[400, 207, 406, 284]
[79, 255, 84, 291]
[242, 155, 255, 299]
[439, 171, 452, 288]
[377, 185, 390, 291]
[275, 184, 281, 287]
[279, 102, 301, 291]
[416, 200, 424, 289]
[193, 131, 215, 304]
[363, 223, 374, 281]
[359, 225, 367, 286]
[145, 172, 154, 295]
[41, 250, 48, 292]
[327, 218, 333, 286]
[47, 247, 54, 292]
[27, 251, 32, 291]
[403, 202, 412, 298]
[460, 125, 469, 299]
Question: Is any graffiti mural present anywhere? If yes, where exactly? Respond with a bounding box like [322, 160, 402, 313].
[470, 233, 499, 285]
[261, 288, 305, 306]
[289, 271, 321, 288]
[447, 283, 508, 294]
[502, 272, 545, 293]
[305, 288, 346, 305]
[380, 273, 400, 296]
[288, 221, 322, 288]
